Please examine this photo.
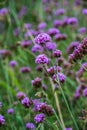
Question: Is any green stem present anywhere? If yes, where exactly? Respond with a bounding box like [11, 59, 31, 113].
[55, 79, 79, 130]
[49, 77, 65, 130]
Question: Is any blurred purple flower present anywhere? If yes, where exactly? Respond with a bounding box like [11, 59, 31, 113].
[7, 108, 14, 114]
[9, 60, 17, 68]
[54, 8, 65, 16]
[38, 22, 47, 30]
[67, 17, 78, 25]
[67, 41, 80, 54]
[53, 49, 62, 57]
[31, 45, 43, 53]
[78, 27, 86, 35]
[26, 122, 35, 130]
[35, 54, 49, 64]
[16, 92, 26, 101]
[24, 23, 32, 30]
[0, 8, 9, 16]
[46, 42, 56, 51]
[25, 29, 38, 38]
[21, 40, 32, 48]
[20, 67, 31, 73]
[34, 113, 45, 123]
[21, 97, 32, 108]
[0, 115, 5, 126]
[34, 33, 51, 45]
[31, 77, 42, 88]
[54, 33, 67, 41]
[83, 88, 87, 97]
[13, 28, 20, 37]
[18, 6, 28, 19]
[82, 9, 87, 15]
[47, 28, 60, 36]
[53, 20, 62, 27]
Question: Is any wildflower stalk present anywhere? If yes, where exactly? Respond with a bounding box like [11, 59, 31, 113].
[55, 78, 79, 130]
[36, 123, 42, 130]
[44, 65, 65, 130]
[49, 77, 65, 129]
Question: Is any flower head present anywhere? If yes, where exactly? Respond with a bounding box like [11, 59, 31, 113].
[31, 45, 43, 53]
[0, 115, 5, 126]
[7, 108, 14, 114]
[38, 22, 47, 30]
[53, 50, 62, 57]
[31, 77, 42, 88]
[78, 27, 86, 35]
[35, 54, 49, 64]
[21, 97, 32, 108]
[34, 102, 54, 116]
[34, 113, 45, 123]
[46, 42, 56, 51]
[67, 17, 78, 25]
[21, 40, 32, 48]
[16, 92, 26, 101]
[9, 60, 17, 68]
[82, 9, 87, 15]
[34, 33, 51, 45]
[26, 122, 35, 130]
[83, 88, 87, 97]
[47, 28, 60, 36]
[20, 67, 31, 73]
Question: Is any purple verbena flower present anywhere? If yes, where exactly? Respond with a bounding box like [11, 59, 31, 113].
[67, 41, 80, 54]
[31, 77, 42, 88]
[67, 17, 78, 25]
[83, 88, 87, 97]
[31, 45, 43, 53]
[54, 8, 65, 16]
[9, 60, 17, 68]
[53, 20, 62, 27]
[38, 22, 47, 30]
[46, 42, 56, 51]
[34, 102, 53, 116]
[35, 54, 49, 64]
[24, 23, 32, 30]
[26, 122, 35, 130]
[68, 37, 87, 63]
[20, 67, 31, 73]
[21, 40, 32, 48]
[58, 73, 66, 83]
[34, 33, 51, 45]
[13, 28, 20, 37]
[82, 9, 87, 15]
[16, 92, 26, 101]
[0, 115, 5, 126]
[34, 113, 45, 123]
[53, 50, 62, 58]
[52, 73, 66, 83]
[18, 6, 28, 19]
[0, 8, 9, 16]
[7, 108, 14, 114]
[21, 97, 32, 108]
[47, 28, 60, 36]
[74, 86, 82, 99]
[54, 33, 67, 41]
[78, 27, 86, 35]
[25, 29, 38, 38]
